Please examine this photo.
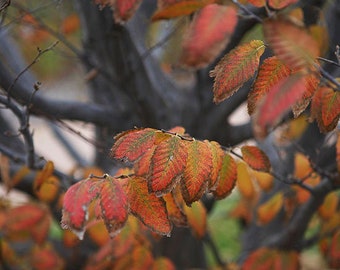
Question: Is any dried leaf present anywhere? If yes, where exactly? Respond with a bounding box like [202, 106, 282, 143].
[212, 153, 237, 199]
[257, 192, 283, 225]
[263, 18, 319, 70]
[184, 201, 207, 239]
[122, 176, 172, 236]
[61, 178, 101, 239]
[241, 145, 271, 172]
[99, 177, 128, 237]
[111, 128, 157, 163]
[148, 135, 188, 196]
[211, 40, 265, 103]
[248, 56, 291, 115]
[181, 140, 212, 205]
[180, 4, 238, 68]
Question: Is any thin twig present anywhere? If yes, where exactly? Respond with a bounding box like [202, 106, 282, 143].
[6, 41, 59, 100]
[317, 57, 340, 68]
[232, 0, 263, 23]
[0, 95, 36, 168]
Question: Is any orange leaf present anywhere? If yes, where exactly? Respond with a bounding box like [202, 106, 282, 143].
[111, 128, 157, 162]
[242, 248, 276, 269]
[257, 192, 284, 225]
[9, 165, 30, 191]
[61, 14, 80, 35]
[241, 145, 271, 172]
[181, 140, 212, 205]
[152, 0, 215, 21]
[311, 86, 340, 133]
[148, 135, 188, 196]
[337, 132, 340, 174]
[247, 0, 265, 7]
[35, 175, 60, 203]
[263, 18, 319, 70]
[293, 152, 313, 179]
[34, 161, 54, 192]
[30, 211, 51, 245]
[210, 40, 265, 103]
[251, 170, 274, 192]
[207, 141, 224, 189]
[248, 56, 291, 115]
[134, 145, 156, 176]
[253, 74, 307, 138]
[151, 257, 176, 270]
[273, 250, 300, 270]
[318, 192, 339, 220]
[184, 201, 207, 239]
[292, 73, 320, 117]
[212, 153, 237, 199]
[237, 162, 256, 200]
[122, 176, 172, 236]
[131, 246, 154, 269]
[163, 192, 188, 227]
[99, 177, 128, 237]
[268, 0, 298, 9]
[87, 220, 110, 246]
[180, 4, 238, 68]
[61, 178, 101, 239]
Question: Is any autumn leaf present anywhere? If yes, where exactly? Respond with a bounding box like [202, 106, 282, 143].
[210, 40, 265, 103]
[207, 141, 225, 189]
[99, 176, 129, 237]
[61, 178, 101, 239]
[113, 0, 143, 23]
[121, 176, 172, 236]
[251, 170, 274, 192]
[257, 192, 284, 225]
[263, 18, 319, 70]
[212, 153, 237, 199]
[8, 165, 30, 192]
[311, 86, 340, 133]
[148, 135, 188, 196]
[152, 0, 215, 21]
[248, 56, 291, 115]
[31, 244, 64, 270]
[318, 192, 339, 220]
[180, 4, 238, 68]
[111, 128, 157, 163]
[237, 162, 256, 200]
[60, 14, 80, 35]
[337, 132, 340, 174]
[34, 160, 54, 192]
[151, 257, 176, 270]
[247, 0, 265, 7]
[253, 74, 307, 138]
[184, 201, 207, 239]
[35, 175, 60, 203]
[242, 248, 276, 269]
[241, 145, 271, 172]
[163, 191, 188, 227]
[329, 230, 340, 268]
[30, 211, 51, 245]
[181, 140, 212, 205]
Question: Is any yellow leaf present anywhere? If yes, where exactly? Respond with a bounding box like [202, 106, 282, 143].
[257, 192, 284, 225]
[237, 162, 256, 200]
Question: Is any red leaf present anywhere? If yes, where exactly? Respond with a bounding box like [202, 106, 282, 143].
[181, 140, 212, 205]
[253, 74, 307, 138]
[212, 153, 237, 199]
[31, 244, 64, 270]
[99, 177, 128, 237]
[61, 178, 101, 239]
[180, 4, 238, 68]
[263, 18, 319, 70]
[122, 176, 172, 236]
[313, 87, 340, 133]
[242, 248, 276, 270]
[241, 145, 271, 172]
[30, 212, 51, 245]
[210, 40, 265, 103]
[148, 135, 188, 196]
[111, 128, 157, 163]
[248, 56, 291, 115]
[184, 201, 207, 239]
[152, 0, 215, 21]
[134, 145, 156, 176]
[60, 14, 80, 35]
[113, 0, 142, 23]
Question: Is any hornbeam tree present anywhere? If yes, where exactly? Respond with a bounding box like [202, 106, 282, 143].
[0, 0, 339, 269]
